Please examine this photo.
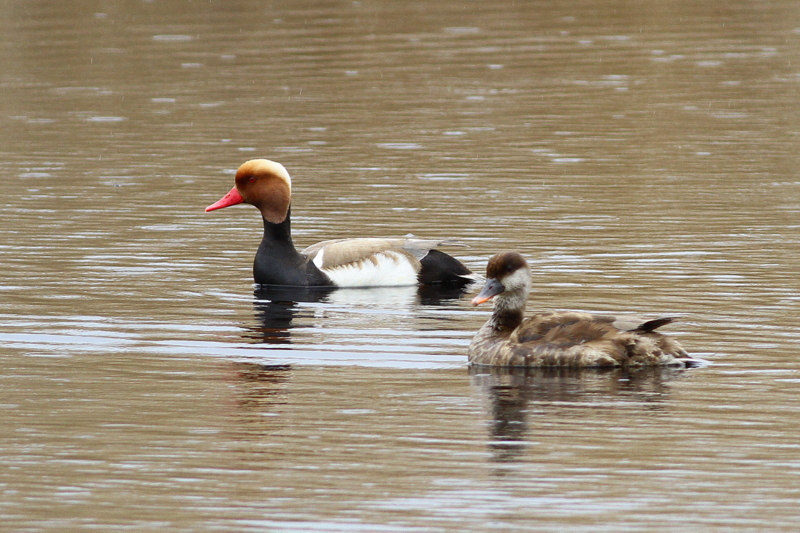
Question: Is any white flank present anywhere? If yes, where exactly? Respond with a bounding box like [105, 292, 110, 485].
[311, 248, 325, 269]
[322, 251, 418, 287]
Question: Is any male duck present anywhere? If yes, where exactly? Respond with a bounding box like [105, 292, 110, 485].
[469, 251, 700, 368]
[206, 159, 475, 287]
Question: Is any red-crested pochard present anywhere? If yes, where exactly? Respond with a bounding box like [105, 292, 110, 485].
[469, 252, 701, 368]
[206, 159, 476, 288]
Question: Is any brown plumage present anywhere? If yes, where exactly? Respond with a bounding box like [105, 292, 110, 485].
[469, 252, 700, 368]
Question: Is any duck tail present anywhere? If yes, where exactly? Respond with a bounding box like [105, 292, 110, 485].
[635, 317, 676, 332]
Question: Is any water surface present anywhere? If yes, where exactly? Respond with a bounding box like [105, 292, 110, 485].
[1, 0, 800, 530]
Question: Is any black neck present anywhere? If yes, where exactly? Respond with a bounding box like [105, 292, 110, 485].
[254, 207, 332, 287]
[262, 207, 294, 246]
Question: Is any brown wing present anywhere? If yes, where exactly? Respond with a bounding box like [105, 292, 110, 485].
[514, 311, 606, 343]
[302, 238, 413, 270]
[301, 238, 448, 270]
[487, 311, 688, 367]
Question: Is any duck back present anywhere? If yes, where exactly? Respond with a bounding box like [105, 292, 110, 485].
[469, 311, 691, 368]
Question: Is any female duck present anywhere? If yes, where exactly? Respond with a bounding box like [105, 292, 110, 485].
[206, 159, 475, 287]
[469, 252, 700, 368]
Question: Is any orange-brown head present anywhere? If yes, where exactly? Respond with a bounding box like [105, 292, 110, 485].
[206, 159, 293, 224]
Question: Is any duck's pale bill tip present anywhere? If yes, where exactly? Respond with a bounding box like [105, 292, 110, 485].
[471, 295, 492, 306]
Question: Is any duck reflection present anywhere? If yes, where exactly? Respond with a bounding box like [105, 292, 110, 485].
[246, 283, 473, 344]
[246, 285, 335, 344]
[417, 282, 474, 306]
[225, 361, 292, 438]
[470, 365, 690, 464]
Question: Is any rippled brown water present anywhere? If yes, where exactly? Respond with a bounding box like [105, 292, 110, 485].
[2, 0, 800, 530]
